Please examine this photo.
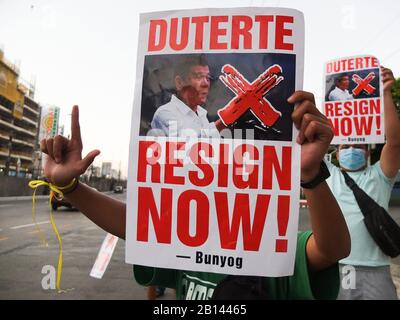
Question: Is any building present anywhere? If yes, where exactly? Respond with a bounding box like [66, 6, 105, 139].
[101, 162, 112, 178]
[111, 169, 119, 180]
[92, 166, 102, 178]
[0, 49, 41, 177]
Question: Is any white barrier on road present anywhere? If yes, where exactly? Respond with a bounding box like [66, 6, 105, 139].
[90, 233, 119, 279]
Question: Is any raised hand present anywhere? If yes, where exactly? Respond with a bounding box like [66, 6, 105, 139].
[381, 66, 395, 92]
[40, 105, 100, 186]
[289, 91, 333, 182]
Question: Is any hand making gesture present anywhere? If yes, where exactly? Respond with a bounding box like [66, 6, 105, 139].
[40, 105, 100, 187]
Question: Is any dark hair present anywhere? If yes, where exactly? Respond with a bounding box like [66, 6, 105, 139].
[174, 54, 209, 79]
[335, 73, 349, 84]
[338, 144, 369, 150]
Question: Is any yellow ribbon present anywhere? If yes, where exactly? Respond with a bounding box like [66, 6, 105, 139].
[28, 179, 76, 293]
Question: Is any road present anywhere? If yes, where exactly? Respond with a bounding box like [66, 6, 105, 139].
[0, 191, 175, 300]
[0, 192, 399, 299]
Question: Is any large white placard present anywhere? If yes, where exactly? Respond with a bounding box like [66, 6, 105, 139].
[126, 7, 304, 277]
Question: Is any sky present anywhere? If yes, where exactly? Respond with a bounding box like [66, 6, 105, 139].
[1, 0, 400, 179]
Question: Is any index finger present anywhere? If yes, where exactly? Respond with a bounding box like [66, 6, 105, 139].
[287, 90, 316, 105]
[71, 105, 82, 143]
[382, 68, 394, 76]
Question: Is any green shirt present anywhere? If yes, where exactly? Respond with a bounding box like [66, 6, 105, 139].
[133, 231, 339, 300]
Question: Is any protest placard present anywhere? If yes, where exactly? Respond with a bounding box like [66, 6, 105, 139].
[323, 55, 384, 144]
[126, 7, 304, 277]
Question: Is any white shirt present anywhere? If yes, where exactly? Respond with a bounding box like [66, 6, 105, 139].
[325, 160, 396, 266]
[328, 87, 353, 101]
[150, 95, 220, 138]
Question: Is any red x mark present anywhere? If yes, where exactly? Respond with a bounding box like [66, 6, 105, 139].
[218, 64, 284, 127]
[352, 72, 376, 96]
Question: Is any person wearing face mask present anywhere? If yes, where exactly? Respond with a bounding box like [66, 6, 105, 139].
[324, 66, 400, 300]
[338, 145, 368, 171]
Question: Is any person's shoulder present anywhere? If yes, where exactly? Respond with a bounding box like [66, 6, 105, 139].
[152, 101, 177, 120]
[296, 231, 312, 251]
[369, 161, 395, 184]
[365, 161, 383, 177]
[328, 88, 339, 100]
[155, 100, 174, 113]
[323, 159, 339, 173]
[297, 230, 312, 239]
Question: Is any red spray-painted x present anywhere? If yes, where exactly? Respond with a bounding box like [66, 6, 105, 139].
[218, 64, 284, 127]
[352, 72, 376, 96]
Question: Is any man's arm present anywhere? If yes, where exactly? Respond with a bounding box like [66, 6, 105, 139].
[380, 67, 400, 178]
[289, 91, 351, 272]
[303, 183, 350, 272]
[65, 183, 126, 239]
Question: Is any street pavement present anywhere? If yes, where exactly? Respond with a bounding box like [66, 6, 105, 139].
[0, 192, 165, 300]
[0, 192, 399, 300]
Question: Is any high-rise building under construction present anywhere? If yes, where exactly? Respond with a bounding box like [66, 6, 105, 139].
[0, 49, 41, 177]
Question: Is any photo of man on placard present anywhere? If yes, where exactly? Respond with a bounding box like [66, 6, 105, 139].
[325, 69, 380, 102]
[140, 53, 296, 141]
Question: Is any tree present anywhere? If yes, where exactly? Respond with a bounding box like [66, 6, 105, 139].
[392, 77, 400, 115]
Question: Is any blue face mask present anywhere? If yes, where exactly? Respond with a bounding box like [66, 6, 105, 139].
[339, 148, 367, 171]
